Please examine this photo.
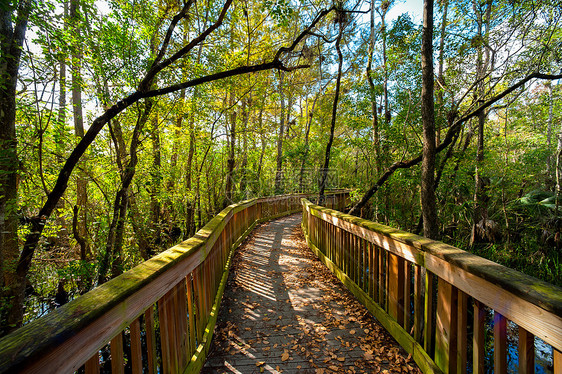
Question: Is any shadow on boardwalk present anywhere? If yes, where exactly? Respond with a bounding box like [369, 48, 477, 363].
[203, 214, 420, 374]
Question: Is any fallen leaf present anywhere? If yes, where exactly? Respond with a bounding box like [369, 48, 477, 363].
[349, 329, 356, 335]
[281, 350, 290, 361]
[256, 361, 265, 367]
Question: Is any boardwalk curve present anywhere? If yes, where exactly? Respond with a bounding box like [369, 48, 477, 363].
[203, 214, 420, 373]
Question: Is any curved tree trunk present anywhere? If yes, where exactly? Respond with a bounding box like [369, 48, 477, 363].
[319, 21, 344, 200]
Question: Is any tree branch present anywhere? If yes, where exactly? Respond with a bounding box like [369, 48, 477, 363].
[348, 71, 562, 216]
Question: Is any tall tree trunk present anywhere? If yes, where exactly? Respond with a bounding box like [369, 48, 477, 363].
[150, 116, 162, 247]
[56, 0, 68, 159]
[421, 0, 438, 239]
[70, 0, 88, 260]
[470, 0, 492, 246]
[367, 0, 381, 175]
[274, 72, 286, 194]
[436, 0, 448, 147]
[0, 0, 31, 336]
[224, 92, 236, 206]
[378, 1, 391, 125]
[239, 98, 249, 195]
[547, 81, 553, 179]
[257, 102, 266, 180]
[319, 21, 344, 199]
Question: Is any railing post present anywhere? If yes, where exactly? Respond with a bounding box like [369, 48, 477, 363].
[473, 300, 486, 374]
[388, 252, 405, 326]
[494, 311, 507, 374]
[518, 327, 534, 374]
[435, 278, 458, 373]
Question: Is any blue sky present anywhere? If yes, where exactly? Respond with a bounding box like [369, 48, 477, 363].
[388, 0, 424, 23]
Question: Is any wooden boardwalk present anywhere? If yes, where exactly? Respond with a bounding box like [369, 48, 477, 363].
[203, 214, 420, 374]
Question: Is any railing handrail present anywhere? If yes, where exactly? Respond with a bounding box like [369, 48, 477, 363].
[302, 198, 562, 373]
[0, 192, 348, 373]
[302, 199, 562, 319]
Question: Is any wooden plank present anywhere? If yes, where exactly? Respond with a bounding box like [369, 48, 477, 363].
[84, 352, 99, 374]
[369, 242, 375, 300]
[473, 300, 485, 374]
[187, 275, 196, 356]
[129, 318, 143, 374]
[144, 306, 157, 374]
[518, 327, 534, 374]
[494, 311, 507, 374]
[176, 280, 189, 372]
[424, 271, 435, 357]
[404, 261, 411, 331]
[435, 279, 457, 373]
[158, 290, 173, 374]
[110, 332, 124, 374]
[378, 245, 384, 308]
[457, 290, 467, 374]
[554, 349, 562, 374]
[414, 265, 423, 343]
[388, 252, 405, 326]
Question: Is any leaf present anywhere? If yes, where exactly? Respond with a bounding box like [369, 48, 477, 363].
[256, 361, 265, 367]
[281, 350, 290, 361]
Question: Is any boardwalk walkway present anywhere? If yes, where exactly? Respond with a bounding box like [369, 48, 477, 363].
[203, 214, 420, 374]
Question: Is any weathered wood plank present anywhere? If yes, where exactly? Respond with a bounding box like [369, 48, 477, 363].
[110, 332, 124, 374]
[518, 327, 534, 374]
[129, 318, 143, 374]
[144, 306, 157, 374]
[158, 289, 174, 374]
[435, 279, 457, 373]
[388, 252, 405, 326]
[414, 264, 423, 343]
[473, 300, 486, 374]
[84, 352, 99, 374]
[457, 289, 467, 374]
[494, 312, 507, 374]
[424, 271, 435, 357]
[554, 349, 562, 374]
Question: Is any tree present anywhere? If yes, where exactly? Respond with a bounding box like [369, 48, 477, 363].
[0, 0, 32, 336]
[421, 0, 437, 239]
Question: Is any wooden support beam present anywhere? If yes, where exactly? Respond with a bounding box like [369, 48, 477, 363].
[518, 327, 534, 374]
[494, 311, 507, 374]
[554, 349, 562, 374]
[424, 271, 435, 357]
[473, 300, 486, 374]
[145, 306, 157, 374]
[457, 289, 467, 374]
[435, 279, 458, 373]
[388, 252, 405, 326]
[414, 265, 423, 343]
[110, 332, 124, 374]
[84, 352, 99, 374]
[130, 318, 143, 374]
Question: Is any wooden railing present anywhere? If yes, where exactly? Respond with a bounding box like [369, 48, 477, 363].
[0, 192, 349, 374]
[302, 199, 562, 374]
